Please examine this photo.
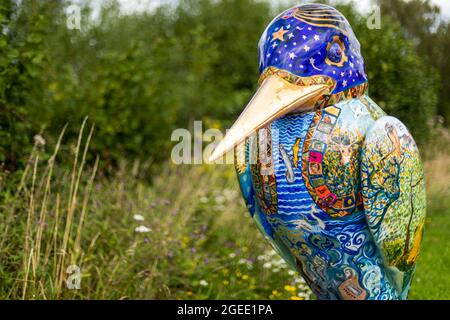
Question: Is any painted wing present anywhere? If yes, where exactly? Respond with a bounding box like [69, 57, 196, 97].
[360, 116, 426, 298]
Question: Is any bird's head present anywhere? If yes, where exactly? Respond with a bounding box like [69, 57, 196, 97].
[210, 3, 368, 162]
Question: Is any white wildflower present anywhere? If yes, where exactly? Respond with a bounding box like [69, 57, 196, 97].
[294, 277, 307, 284]
[273, 258, 287, 269]
[228, 253, 236, 258]
[199, 280, 208, 286]
[34, 134, 46, 146]
[213, 205, 226, 211]
[223, 189, 237, 201]
[135, 226, 152, 233]
[133, 214, 145, 221]
[215, 195, 226, 204]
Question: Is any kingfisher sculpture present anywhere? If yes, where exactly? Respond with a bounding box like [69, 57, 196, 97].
[210, 4, 426, 300]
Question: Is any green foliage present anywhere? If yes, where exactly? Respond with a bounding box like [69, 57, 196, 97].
[0, 127, 448, 299]
[0, 131, 312, 299]
[0, 0, 446, 171]
[1, 0, 449, 301]
[0, 1, 58, 171]
[378, 0, 450, 125]
[335, 3, 439, 145]
[2, 0, 272, 171]
[409, 190, 450, 299]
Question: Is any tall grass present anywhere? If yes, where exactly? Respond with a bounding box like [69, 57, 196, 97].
[1, 122, 448, 299]
[409, 131, 450, 299]
[421, 127, 450, 213]
[0, 122, 310, 300]
[0, 118, 98, 299]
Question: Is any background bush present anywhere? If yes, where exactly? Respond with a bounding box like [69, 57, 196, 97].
[1, 0, 449, 301]
[0, 0, 447, 174]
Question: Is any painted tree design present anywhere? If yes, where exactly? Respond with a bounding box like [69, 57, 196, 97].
[361, 143, 402, 238]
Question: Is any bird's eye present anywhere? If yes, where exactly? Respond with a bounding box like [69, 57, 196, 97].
[325, 36, 348, 67]
[327, 43, 342, 64]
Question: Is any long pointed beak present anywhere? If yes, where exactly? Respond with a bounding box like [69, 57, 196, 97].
[209, 75, 329, 162]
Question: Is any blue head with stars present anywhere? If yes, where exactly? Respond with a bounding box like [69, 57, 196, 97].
[210, 4, 368, 162]
[258, 3, 367, 94]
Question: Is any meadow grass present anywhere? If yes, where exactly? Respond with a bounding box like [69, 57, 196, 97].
[0, 123, 448, 300]
[0, 122, 310, 300]
[409, 151, 450, 299]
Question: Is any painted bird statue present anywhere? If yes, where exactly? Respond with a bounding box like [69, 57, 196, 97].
[210, 4, 426, 300]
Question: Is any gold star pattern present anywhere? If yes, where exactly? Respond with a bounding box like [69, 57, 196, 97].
[271, 27, 288, 42]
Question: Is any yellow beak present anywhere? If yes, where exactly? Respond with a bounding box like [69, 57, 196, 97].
[209, 75, 329, 162]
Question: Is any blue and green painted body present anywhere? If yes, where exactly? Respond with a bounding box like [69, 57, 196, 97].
[233, 4, 426, 300]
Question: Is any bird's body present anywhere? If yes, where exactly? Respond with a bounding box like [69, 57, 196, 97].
[211, 4, 426, 300]
[235, 96, 425, 300]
